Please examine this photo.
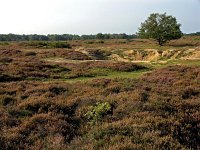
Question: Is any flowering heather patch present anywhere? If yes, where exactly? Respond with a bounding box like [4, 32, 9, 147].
[0, 65, 199, 149]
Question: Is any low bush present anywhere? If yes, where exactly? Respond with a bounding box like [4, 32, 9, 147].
[49, 42, 72, 48]
[0, 57, 13, 63]
[97, 40, 104, 44]
[0, 74, 22, 82]
[93, 126, 133, 140]
[181, 87, 199, 99]
[85, 41, 94, 44]
[25, 51, 37, 56]
[0, 96, 16, 106]
[84, 102, 112, 124]
[19, 41, 72, 49]
[0, 51, 199, 149]
[2, 113, 79, 149]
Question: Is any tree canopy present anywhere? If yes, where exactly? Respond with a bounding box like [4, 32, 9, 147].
[0, 33, 137, 41]
[138, 13, 183, 46]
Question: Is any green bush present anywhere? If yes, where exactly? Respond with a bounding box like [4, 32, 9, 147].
[49, 42, 71, 48]
[84, 102, 112, 124]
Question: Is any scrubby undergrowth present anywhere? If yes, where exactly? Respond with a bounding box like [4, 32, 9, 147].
[0, 66, 199, 149]
[0, 39, 200, 149]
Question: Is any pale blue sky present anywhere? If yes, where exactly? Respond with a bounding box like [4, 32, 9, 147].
[0, 0, 199, 35]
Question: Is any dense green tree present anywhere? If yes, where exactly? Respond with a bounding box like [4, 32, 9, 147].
[138, 13, 182, 46]
[96, 33, 105, 39]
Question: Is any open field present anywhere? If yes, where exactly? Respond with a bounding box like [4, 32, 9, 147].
[0, 36, 200, 149]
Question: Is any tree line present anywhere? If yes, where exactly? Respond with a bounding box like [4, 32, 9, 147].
[185, 32, 200, 36]
[0, 33, 137, 41]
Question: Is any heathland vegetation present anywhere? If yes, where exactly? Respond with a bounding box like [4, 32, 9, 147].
[0, 34, 200, 149]
[0, 13, 200, 150]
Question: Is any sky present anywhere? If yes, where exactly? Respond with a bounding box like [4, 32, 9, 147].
[0, 0, 200, 35]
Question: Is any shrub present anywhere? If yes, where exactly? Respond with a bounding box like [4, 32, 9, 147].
[88, 49, 108, 60]
[2, 113, 79, 149]
[49, 86, 67, 95]
[49, 42, 72, 48]
[0, 57, 12, 63]
[0, 74, 22, 82]
[21, 41, 72, 49]
[173, 116, 200, 149]
[85, 41, 94, 44]
[84, 102, 112, 124]
[97, 40, 104, 44]
[25, 51, 37, 56]
[182, 87, 199, 99]
[93, 126, 133, 140]
[0, 96, 16, 106]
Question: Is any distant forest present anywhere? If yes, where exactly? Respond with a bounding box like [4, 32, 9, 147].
[0, 32, 199, 41]
[186, 32, 200, 36]
[0, 33, 137, 41]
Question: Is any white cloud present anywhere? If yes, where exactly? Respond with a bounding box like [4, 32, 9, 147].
[0, 0, 199, 34]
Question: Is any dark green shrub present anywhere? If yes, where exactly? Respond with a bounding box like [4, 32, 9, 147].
[49, 42, 71, 48]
